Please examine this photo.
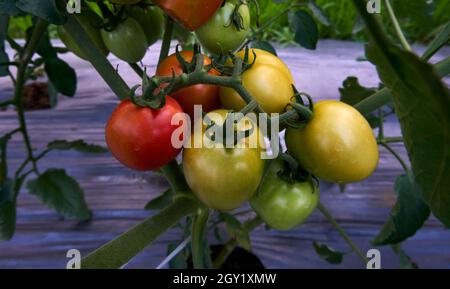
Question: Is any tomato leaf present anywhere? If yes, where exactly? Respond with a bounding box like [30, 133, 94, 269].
[27, 169, 90, 220]
[47, 81, 59, 107]
[144, 189, 173, 210]
[0, 178, 15, 240]
[0, 15, 9, 77]
[15, 0, 66, 25]
[365, 42, 450, 227]
[312, 241, 344, 265]
[47, 139, 108, 153]
[0, 0, 20, 16]
[288, 10, 318, 50]
[373, 173, 430, 245]
[44, 57, 77, 97]
[339, 76, 377, 106]
[220, 213, 251, 251]
[421, 22, 450, 61]
[355, 0, 450, 227]
[251, 40, 277, 56]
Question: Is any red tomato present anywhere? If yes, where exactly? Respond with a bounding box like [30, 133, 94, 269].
[153, 0, 223, 31]
[105, 97, 185, 171]
[156, 50, 221, 119]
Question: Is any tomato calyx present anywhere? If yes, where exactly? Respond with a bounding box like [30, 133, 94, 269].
[213, 47, 257, 76]
[129, 71, 170, 109]
[203, 112, 255, 147]
[277, 153, 313, 184]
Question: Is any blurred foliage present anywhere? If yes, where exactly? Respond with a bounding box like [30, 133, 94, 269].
[6, 0, 450, 47]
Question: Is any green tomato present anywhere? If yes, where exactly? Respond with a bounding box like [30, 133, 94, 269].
[183, 109, 265, 211]
[127, 5, 165, 47]
[195, 1, 250, 55]
[250, 160, 319, 231]
[101, 18, 148, 63]
[57, 11, 108, 60]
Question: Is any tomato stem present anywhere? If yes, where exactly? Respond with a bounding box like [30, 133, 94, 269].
[378, 142, 409, 172]
[158, 17, 174, 66]
[191, 209, 212, 269]
[384, 0, 412, 52]
[160, 160, 189, 193]
[81, 197, 200, 269]
[317, 202, 369, 265]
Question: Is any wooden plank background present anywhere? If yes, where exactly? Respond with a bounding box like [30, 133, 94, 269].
[0, 40, 449, 269]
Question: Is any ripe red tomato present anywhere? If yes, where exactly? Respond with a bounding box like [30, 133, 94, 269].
[105, 97, 185, 171]
[156, 50, 221, 119]
[153, 0, 223, 31]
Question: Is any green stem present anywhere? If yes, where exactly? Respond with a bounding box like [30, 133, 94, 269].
[354, 56, 450, 115]
[128, 62, 148, 78]
[384, 0, 411, 51]
[191, 209, 211, 269]
[81, 196, 200, 269]
[160, 160, 189, 193]
[13, 19, 49, 176]
[377, 109, 384, 140]
[317, 202, 369, 265]
[382, 136, 403, 143]
[212, 216, 263, 269]
[378, 141, 409, 172]
[158, 17, 174, 66]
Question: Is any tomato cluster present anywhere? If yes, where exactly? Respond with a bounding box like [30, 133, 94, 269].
[59, 1, 379, 232]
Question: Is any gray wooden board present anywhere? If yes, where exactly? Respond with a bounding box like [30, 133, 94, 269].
[0, 40, 449, 269]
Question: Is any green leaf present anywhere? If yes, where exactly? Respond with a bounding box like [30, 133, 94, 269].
[144, 189, 173, 210]
[312, 241, 344, 265]
[391, 244, 419, 269]
[0, 15, 9, 77]
[366, 42, 450, 227]
[288, 10, 318, 50]
[44, 57, 77, 97]
[251, 40, 277, 56]
[47, 139, 108, 153]
[339, 76, 377, 106]
[27, 169, 90, 220]
[373, 173, 430, 245]
[422, 22, 450, 61]
[0, 0, 21, 16]
[220, 213, 251, 251]
[15, 0, 66, 25]
[0, 178, 15, 240]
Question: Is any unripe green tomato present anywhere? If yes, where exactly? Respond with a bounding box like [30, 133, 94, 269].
[285, 100, 379, 183]
[195, 1, 250, 55]
[127, 5, 165, 47]
[101, 18, 148, 63]
[183, 109, 265, 211]
[57, 11, 108, 60]
[250, 160, 319, 230]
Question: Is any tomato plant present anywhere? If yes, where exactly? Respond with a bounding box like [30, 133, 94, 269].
[127, 5, 165, 47]
[156, 50, 221, 118]
[101, 18, 148, 63]
[250, 160, 319, 231]
[154, 0, 224, 31]
[195, 1, 251, 55]
[220, 48, 295, 113]
[105, 97, 185, 171]
[286, 100, 379, 183]
[1, 0, 450, 271]
[183, 109, 264, 211]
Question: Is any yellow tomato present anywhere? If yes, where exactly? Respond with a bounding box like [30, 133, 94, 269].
[220, 49, 295, 114]
[285, 100, 379, 183]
